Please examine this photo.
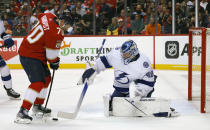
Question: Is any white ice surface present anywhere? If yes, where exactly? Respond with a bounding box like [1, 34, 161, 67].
[0, 69, 210, 130]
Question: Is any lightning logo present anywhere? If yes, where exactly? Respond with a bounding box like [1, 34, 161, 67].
[115, 70, 129, 84]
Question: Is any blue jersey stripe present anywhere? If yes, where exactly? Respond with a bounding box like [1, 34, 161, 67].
[1, 74, 11, 81]
[100, 56, 112, 68]
[0, 56, 6, 67]
[113, 85, 129, 93]
[134, 79, 155, 87]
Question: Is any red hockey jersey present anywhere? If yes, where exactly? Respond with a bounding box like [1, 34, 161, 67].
[19, 13, 64, 63]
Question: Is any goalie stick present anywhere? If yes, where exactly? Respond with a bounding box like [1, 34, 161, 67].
[57, 39, 106, 119]
[86, 38, 106, 68]
[57, 82, 88, 119]
[77, 39, 106, 85]
[96, 38, 106, 58]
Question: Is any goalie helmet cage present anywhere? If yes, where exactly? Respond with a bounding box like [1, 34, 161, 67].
[188, 27, 210, 113]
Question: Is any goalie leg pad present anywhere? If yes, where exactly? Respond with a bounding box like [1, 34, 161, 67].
[112, 97, 172, 117]
[103, 94, 112, 117]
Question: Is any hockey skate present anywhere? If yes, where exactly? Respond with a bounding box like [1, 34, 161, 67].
[14, 107, 33, 124]
[4, 86, 20, 100]
[32, 104, 52, 118]
[168, 107, 180, 117]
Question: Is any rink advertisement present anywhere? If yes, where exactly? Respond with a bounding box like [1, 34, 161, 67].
[155, 36, 190, 70]
[59, 36, 153, 68]
[0, 35, 192, 70]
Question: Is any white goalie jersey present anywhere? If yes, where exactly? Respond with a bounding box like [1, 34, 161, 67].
[94, 47, 156, 97]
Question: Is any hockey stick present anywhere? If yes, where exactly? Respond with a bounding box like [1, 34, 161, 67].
[124, 98, 147, 116]
[42, 69, 55, 117]
[96, 39, 106, 58]
[86, 39, 106, 67]
[57, 39, 106, 119]
[57, 81, 88, 119]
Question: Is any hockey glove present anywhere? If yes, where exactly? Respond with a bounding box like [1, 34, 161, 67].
[50, 58, 60, 70]
[82, 68, 96, 83]
[1, 32, 14, 48]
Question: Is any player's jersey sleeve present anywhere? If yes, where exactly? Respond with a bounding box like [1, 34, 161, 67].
[39, 13, 64, 63]
[134, 55, 156, 88]
[45, 30, 63, 63]
[93, 48, 116, 73]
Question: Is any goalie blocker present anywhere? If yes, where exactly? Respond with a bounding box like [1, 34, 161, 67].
[103, 95, 179, 117]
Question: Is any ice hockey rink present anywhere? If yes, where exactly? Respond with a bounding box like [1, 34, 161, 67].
[0, 69, 210, 130]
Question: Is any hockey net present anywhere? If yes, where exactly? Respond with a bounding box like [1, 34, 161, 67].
[188, 28, 210, 113]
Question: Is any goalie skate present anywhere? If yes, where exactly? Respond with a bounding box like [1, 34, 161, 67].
[4, 86, 20, 100]
[14, 108, 33, 124]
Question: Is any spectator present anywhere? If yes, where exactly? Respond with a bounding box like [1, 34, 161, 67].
[116, 0, 125, 16]
[63, 24, 74, 35]
[98, 0, 111, 29]
[70, 8, 82, 25]
[206, 15, 210, 28]
[3, 21, 12, 35]
[180, 1, 189, 17]
[20, 17, 28, 31]
[99, 0, 112, 17]
[76, 1, 86, 17]
[145, 17, 161, 35]
[167, 1, 172, 13]
[206, 1, 210, 14]
[106, 17, 119, 35]
[13, 24, 27, 36]
[63, 3, 71, 15]
[118, 18, 125, 35]
[118, 9, 132, 34]
[131, 14, 145, 35]
[6, 7, 16, 19]
[44, 3, 60, 15]
[187, 0, 195, 12]
[74, 24, 83, 35]
[80, 9, 93, 35]
[163, 16, 172, 34]
[30, 13, 38, 28]
[200, 0, 208, 11]
[177, 15, 190, 34]
[131, 4, 145, 20]
[14, 10, 23, 25]
[175, 2, 185, 19]
[144, 8, 154, 25]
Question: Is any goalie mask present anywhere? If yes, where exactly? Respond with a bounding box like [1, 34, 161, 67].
[120, 40, 139, 65]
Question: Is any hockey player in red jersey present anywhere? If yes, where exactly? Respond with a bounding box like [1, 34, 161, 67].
[15, 13, 64, 124]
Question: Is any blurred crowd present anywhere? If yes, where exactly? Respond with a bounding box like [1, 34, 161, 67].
[0, 0, 210, 36]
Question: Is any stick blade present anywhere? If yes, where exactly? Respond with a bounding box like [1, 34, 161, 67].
[57, 111, 76, 119]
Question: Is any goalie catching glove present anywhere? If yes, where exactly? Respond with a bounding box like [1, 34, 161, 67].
[79, 67, 97, 85]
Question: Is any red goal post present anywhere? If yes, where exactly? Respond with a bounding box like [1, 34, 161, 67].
[188, 27, 210, 113]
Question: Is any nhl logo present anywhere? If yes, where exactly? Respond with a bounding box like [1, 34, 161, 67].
[165, 41, 179, 58]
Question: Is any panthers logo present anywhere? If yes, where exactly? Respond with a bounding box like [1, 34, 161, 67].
[115, 70, 129, 84]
